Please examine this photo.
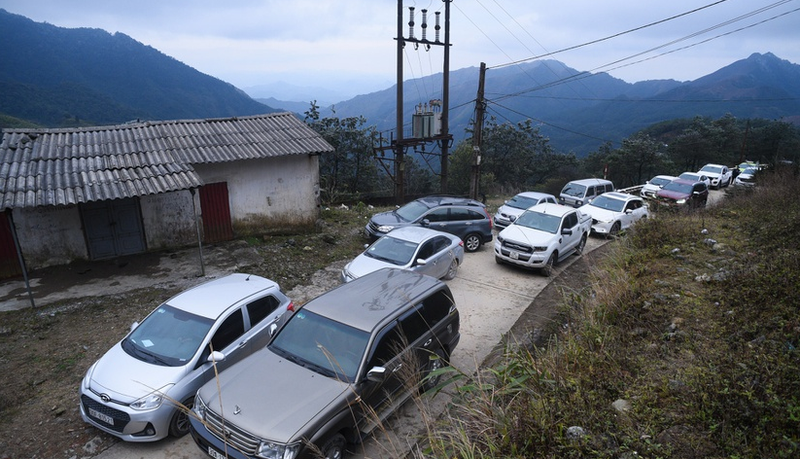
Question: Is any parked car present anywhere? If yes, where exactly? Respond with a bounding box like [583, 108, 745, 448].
[734, 166, 759, 187]
[493, 191, 557, 229]
[494, 203, 590, 276]
[189, 268, 460, 459]
[80, 274, 293, 442]
[558, 178, 615, 208]
[698, 163, 733, 189]
[678, 172, 711, 188]
[578, 192, 649, 237]
[341, 226, 464, 282]
[365, 196, 493, 252]
[640, 175, 677, 199]
[656, 179, 709, 209]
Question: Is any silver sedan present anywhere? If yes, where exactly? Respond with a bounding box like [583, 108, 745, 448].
[341, 226, 464, 282]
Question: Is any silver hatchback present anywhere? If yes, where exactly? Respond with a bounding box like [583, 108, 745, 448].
[79, 273, 293, 442]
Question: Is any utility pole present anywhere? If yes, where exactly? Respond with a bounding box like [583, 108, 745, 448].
[374, 1, 453, 205]
[470, 62, 486, 200]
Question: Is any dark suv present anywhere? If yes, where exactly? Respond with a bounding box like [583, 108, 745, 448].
[189, 268, 460, 459]
[365, 196, 493, 252]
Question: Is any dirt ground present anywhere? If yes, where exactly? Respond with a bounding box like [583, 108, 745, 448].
[0, 218, 605, 459]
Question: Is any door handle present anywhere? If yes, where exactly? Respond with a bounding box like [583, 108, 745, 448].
[392, 364, 403, 373]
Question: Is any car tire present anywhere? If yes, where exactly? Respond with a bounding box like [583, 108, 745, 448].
[463, 233, 482, 252]
[442, 258, 459, 280]
[574, 234, 587, 256]
[607, 222, 621, 239]
[420, 348, 448, 393]
[542, 252, 556, 277]
[168, 397, 193, 438]
[319, 433, 346, 459]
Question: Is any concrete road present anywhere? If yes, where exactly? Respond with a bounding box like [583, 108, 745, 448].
[92, 234, 608, 459]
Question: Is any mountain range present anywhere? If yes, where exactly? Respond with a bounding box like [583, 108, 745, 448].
[1, 9, 799, 156]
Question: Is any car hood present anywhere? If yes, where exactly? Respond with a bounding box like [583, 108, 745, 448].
[496, 204, 524, 219]
[198, 348, 352, 443]
[657, 189, 690, 200]
[498, 224, 554, 246]
[369, 210, 409, 226]
[346, 254, 408, 280]
[88, 343, 188, 401]
[580, 206, 619, 223]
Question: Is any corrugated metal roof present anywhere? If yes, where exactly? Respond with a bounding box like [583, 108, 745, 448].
[0, 112, 333, 209]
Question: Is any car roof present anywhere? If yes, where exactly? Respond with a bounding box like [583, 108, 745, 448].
[384, 226, 457, 243]
[700, 163, 726, 168]
[415, 195, 485, 209]
[524, 202, 575, 217]
[302, 268, 447, 333]
[652, 175, 677, 180]
[601, 191, 638, 201]
[166, 273, 280, 320]
[514, 191, 555, 199]
[671, 178, 701, 186]
[564, 178, 613, 186]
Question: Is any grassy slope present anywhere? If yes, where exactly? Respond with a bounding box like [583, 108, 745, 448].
[424, 168, 800, 458]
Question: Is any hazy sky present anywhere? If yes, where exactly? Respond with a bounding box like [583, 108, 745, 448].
[2, 0, 799, 99]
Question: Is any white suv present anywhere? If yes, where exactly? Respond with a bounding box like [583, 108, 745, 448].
[698, 164, 733, 189]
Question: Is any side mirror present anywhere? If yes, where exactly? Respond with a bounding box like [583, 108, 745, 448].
[367, 366, 387, 383]
[206, 351, 226, 363]
[421, 219, 430, 227]
[415, 258, 427, 266]
[625, 209, 633, 214]
[561, 228, 573, 236]
[130, 321, 139, 332]
[269, 322, 279, 336]
[509, 215, 517, 222]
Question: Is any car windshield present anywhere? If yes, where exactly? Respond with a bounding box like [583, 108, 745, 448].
[662, 181, 693, 194]
[561, 183, 586, 197]
[514, 210, 562, 234]
[588, 195, 625, 212]
[651, 177, 672, 187]
[394, 200, 430, 222]
[506, 195, 540, 210]
[365, 236, 419, 265]
[269, 309, 369, 382]
[700, 165, 723, 174]
[122, 304, 213, 367]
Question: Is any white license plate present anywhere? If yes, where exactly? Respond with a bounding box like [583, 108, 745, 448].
[207, 446, 227, 459]
[509, 251, 519, 260]
[88, 407, 114, 426]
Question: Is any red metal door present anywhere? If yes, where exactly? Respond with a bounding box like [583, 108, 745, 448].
[199, 182, 234, 243]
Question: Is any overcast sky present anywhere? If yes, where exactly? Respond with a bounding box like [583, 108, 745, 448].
[2, 0, 799, 99]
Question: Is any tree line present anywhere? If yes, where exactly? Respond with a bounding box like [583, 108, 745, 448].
[305, 102, 800, 204]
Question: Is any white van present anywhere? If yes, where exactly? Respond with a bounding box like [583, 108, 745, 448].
[559, 178, 615, 208]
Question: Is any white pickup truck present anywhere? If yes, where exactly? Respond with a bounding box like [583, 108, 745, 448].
[494, 203, 591, 276]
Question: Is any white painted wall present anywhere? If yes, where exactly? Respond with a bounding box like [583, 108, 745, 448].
[140, 190, 198, 249]
[193, 154, 321, 230]
[13, 205, 88, 267]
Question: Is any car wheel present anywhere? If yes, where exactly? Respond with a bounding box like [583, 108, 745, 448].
[463, 233, 482, 252]
[608, 222, 621, 239]
[442, 258, 458, 280]
[168, 397, 193, 438]
[574, 234, 587, 256]
[319, 433, 346, 459]
[542, 252, 556, 277]
[420, 348, 448, 393]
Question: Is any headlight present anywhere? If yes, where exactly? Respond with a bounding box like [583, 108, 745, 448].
[497, 235, 504, 243]
[676, 199, 687, 204]
[129, 384, 173, 411]
[81, 363, 97, 391]
[533, 246, 548, 252]
[377, 225, 394, 233]
[193, 393, 206, 419]
[256, 441, 301, 459]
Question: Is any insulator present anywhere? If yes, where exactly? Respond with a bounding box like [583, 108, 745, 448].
[434, 11, 441, 43]
[408, 7, 415, 39]
[421, 9, 428, 41]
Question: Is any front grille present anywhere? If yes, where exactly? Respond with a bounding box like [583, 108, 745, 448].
[502, 241, 532, 253]
[81, 395, 130, 433]
[203, 407, 261, 455]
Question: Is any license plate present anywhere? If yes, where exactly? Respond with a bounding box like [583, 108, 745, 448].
[509, 251, 519, 260]
[207, 446, 227, 459]
[88, 407, 114, 426]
